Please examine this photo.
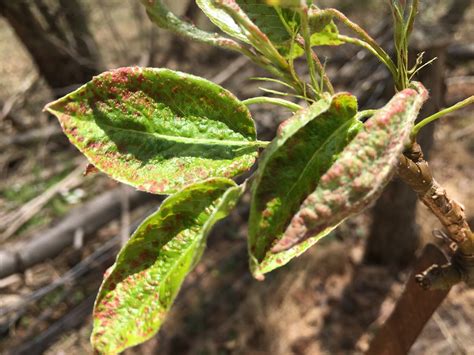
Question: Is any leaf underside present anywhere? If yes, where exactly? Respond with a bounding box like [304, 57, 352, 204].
[196, 0, 250, 42]
[249, 93, 362, 278]
[274, 82, 429, 252]
[91, 178, 243, 354]
[197, 1, 342, 58]
[46, 67, 258, 194]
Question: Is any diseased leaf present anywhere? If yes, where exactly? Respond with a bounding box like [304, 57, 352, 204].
[273, 82, 428, 252]
[198, 1, 341, 58]
[249, 93, 362, 278]
[91, 178, 243, 354]
[139, 0, 241, 49]
[239, 1, 297, 45]
[45, 67, 258, 194]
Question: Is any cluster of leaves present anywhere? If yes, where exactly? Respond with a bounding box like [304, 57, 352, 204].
[45, 0, 443, 353]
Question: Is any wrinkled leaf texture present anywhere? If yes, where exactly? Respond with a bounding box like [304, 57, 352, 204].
[45, 67, 258, 195]
[274, 82, 428, 251]
[249, 93, 362, 278]
[91, 178, 243, 353]
[197, 0, 342, 58]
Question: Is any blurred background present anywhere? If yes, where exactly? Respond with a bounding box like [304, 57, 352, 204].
[0, 0, 473, 354]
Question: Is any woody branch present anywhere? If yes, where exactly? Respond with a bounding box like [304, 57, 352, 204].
[397, 142, 474, 290]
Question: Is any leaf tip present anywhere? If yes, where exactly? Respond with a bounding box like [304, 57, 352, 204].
[43, 100, 57, 114]
[270, 239, 293, 253]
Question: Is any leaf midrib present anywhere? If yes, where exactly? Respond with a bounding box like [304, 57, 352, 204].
[253, 117, 357, 255]
[96, 120, 261, 148]
[103, 187, 230, 352]
[109, 216, 207, 351]
[281, 118, 357, 207]
[152, 190, 233, 311]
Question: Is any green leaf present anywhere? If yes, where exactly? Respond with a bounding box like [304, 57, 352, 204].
[309, 21, 343, 46]
[139, 0, 240, 49]
[248, 93, 362, 278]
[197, 0, 292, 45]
[91, 178, 243, 354]
[239, 1, 297, 45]
[198, 1, 341, 57]
[196, 2, 290, 51]
[45, 67, 259, 195]
[265, 0, 311, 8]
[196, 0, 249, 43]
[273, 82, 428, 252]
[306, 8, 343, 47]
[285, 19, 342, 58]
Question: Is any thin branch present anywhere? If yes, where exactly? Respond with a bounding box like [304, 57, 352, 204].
[337, 35, 382, 63]
[295, 36, 334, 95]
[316, 8, 398, 79]
[411, 96, 474, 139]
[0, 164, 85, 241]
[300, 7, 320, 97]
[242, 97, 303, 112]
[398, 143, 474, 289]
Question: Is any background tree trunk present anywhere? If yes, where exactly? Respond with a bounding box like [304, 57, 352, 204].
[0, 0, 101, 91]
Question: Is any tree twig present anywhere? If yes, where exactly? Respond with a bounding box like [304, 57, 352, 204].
[0, 124, 63, 150]
[397, 143, 474, 289]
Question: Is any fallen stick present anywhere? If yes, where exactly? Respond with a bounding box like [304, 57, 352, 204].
[211, 56, 249, 86]
[0, 187, 158, 279]
[9, 293, 96, 355]
[0, 125, 63, 150]
[0, 72, 38, 122]
[0, 164, 85, 241]
[0, 156, 83, 191]
[447, 43, 474, 63]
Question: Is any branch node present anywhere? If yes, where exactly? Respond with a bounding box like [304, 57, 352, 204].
[415, 262, 461, 290]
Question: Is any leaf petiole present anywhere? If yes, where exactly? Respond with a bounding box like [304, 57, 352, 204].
[355, 109, 377, 121]
[242, 96, 303, 112]
[411, 96, 474, 140]
[317, 8, 398, 80]
[255, 140, 271, 148]
[299, 6, 321, 98]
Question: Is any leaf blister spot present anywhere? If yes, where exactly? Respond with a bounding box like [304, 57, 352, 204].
[273, 84, 428, 252]
[249, 94, 361, 276]
[47, 67, 258, 194]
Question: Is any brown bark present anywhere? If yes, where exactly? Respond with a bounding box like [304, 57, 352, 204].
[398, 143, 474, 290]
[0, 0, 101, 90]
[366, 244, 450, 355]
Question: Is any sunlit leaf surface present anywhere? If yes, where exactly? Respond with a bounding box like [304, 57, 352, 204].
[46, 67, 258, 194]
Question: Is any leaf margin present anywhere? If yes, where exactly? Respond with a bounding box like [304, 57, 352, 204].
[91, 177, 244, 353]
